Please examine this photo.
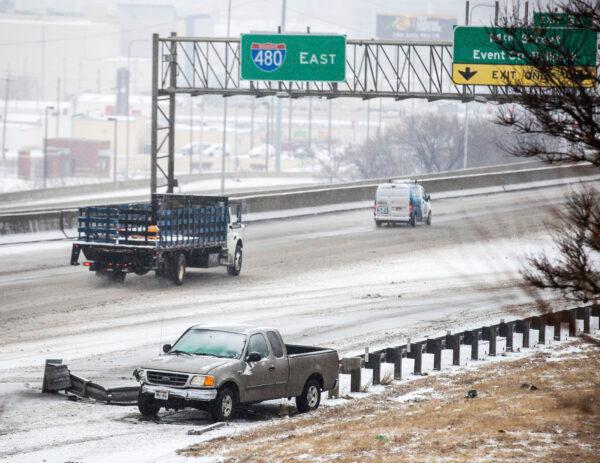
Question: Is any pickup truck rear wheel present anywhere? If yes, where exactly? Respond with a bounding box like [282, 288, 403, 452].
[296, 379, 321, 413]
[138, 391, 161, 418]
[210, 386, 237, 421]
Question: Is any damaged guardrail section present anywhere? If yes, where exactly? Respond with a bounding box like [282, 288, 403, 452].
[42, 305, 600, 406]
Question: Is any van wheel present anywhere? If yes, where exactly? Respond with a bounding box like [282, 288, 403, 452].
[170, 253, 186, 285]
[426, 211, 432, 226]
[210, 386, 237, 421]
[296, 379, 321, 413]
[138, 391, 161, 418]
[375, 220, 382, 228]
[227, 244, 243, 276]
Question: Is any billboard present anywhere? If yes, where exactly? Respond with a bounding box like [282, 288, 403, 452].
[376, 15, 456, 41]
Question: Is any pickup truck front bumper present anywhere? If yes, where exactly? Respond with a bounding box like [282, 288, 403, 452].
[142, 384, 217, 401]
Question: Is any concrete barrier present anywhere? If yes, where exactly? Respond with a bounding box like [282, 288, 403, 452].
[495, 337, 507, 354]
[401, 358, 415, 378]
[2, 162, 598, 236]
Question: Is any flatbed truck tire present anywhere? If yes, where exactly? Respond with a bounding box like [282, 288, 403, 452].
[112, 270, 126, 283]
[227, 244, 243, 276]
[170, 253, 186, 286]
[296, 378, 321, 413]
[375, 220, 382, 228]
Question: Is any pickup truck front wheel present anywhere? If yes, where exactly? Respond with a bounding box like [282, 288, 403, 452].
[138, 392, 161, 418]
[296, 379, 321, 413]
[209, 386, 237, 421]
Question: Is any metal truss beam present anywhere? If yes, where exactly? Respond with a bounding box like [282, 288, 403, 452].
[150, 33, 513, 195]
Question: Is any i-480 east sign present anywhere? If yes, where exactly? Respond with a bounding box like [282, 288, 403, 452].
[240, 33, 346, 82]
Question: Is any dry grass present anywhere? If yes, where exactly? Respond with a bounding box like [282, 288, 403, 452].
[180, 339, 600, 463]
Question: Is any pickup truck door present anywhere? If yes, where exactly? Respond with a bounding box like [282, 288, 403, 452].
[266, 330, 290, 398]
[240, 333, 275, 403]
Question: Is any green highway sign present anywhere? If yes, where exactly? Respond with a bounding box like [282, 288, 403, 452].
[240, 33, 346, 82]
[534, 12, 592, 28]
[452, 26, 597, 86]
[453, 26, 597, 67]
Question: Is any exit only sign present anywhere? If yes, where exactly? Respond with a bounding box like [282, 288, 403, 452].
[452, 26, 597, 87]
[240, 33, 346, 82]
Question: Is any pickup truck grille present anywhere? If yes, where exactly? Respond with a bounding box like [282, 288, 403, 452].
[147, 370, 189, 387]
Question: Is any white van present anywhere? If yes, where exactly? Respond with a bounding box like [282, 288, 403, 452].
[374, 182, 432, 227]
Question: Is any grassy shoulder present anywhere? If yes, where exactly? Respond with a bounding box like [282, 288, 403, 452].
[180, 337, 600, 462]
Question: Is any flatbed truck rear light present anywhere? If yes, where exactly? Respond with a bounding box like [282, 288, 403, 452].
[83, 261, 92, 267]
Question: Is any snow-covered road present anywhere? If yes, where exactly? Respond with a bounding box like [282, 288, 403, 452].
[0, 181, 593, 462]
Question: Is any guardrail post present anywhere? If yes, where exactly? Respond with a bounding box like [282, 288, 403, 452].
[518, 319, 532, 348]
[566, 308, 578, 336]
[426, 337, 444, 370]
[341, 357, 362, 393]
[365, 350, 382, 385]
[446, 332, 463, 365]
[499, 320, 515, 351]
[532, 315, 546, 344]
[483, 325, 498, 356]
[385, 346, 405, 380]
[408, 342, 425, 375]
[577, 306, 591, 334]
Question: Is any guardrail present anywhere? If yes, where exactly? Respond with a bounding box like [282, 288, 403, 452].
[2, 163, 598, 236]
[329, 304, 599, 396]
[42, 305, 600, 406]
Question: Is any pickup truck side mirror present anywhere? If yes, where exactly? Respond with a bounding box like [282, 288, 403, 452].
[246, 351, 262, 363]
[162, 344, 172, 353]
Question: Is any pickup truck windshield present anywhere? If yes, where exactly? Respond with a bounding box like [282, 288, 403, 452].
[171, 329, 246, 359]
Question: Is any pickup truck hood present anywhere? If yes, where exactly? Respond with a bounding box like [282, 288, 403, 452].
[141, 354, 235, 375]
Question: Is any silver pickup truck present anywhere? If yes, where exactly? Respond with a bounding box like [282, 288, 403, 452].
[134, 324, 339, 421]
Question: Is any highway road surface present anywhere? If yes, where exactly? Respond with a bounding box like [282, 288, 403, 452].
[0, 181, 594, 462]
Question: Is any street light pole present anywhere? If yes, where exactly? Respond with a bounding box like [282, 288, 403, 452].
[43, 105, 54, 189]
[220, 0, 232, 193]
[109, 117, 118, 183]
[126, 39, 148, 180]
[463, 2, 498, 170]
[274, 0, 287, 173]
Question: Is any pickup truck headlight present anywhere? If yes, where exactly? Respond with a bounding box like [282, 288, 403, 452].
[190, 375, 215, 387]
[133, 368, 146, 383]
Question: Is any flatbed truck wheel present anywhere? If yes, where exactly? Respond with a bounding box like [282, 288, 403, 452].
[112, 270, 126, 283]
[227, 244, 243, 276]
[375, 220, 382, 228]
[170, 253, 186, 286]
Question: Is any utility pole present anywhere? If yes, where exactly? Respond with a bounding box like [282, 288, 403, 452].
[1, 72, 12, 166]
[189, 97, 194, 175]
[43, 106, 55, 189]
[55, 78, 60, 137]
[274, 0, 287, 173]
[109, 117, 118, 183]
[220, 0, 232, 193]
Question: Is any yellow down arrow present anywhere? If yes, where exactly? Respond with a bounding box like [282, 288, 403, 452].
[452, 63, 596, 88]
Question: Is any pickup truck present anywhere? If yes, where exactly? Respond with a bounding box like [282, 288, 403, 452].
[134, 324, 339, 421]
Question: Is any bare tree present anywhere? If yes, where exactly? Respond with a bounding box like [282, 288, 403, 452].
[496, 1, 600, 304]
[391, 113, 464, 172]
[496, 0, 600, 167]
